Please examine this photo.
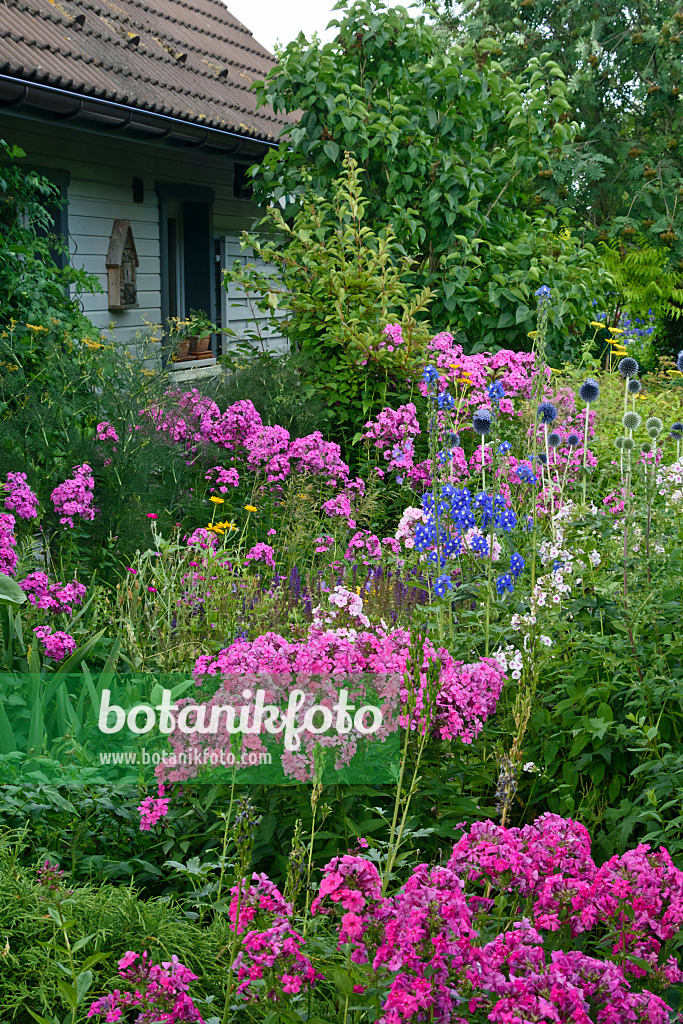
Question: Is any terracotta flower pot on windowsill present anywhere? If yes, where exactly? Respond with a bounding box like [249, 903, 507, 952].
[188, 333, 212, 355]
[172, 339, 190, 361]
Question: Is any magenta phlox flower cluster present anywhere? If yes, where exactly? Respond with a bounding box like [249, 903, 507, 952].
[228, 816, 679, 1022]
[313, 534, 334, 553]
[186, 527, 219, 551]
[20, 571, 86, 614]
[138, 783, 170, 831]
[406, 458, 433, 490]
[322, 491, 356, 528]
[243, 424, 292, 481]
[383, 323, 405, 348]
[418, 656, 506, 745]
[3, 471, 39, 519]
[425, 335, 547, 415]
[245, 542, 276, 569]
[95, 421, 119, 443]
[0, 512, 18, 575]
[233, 917, 323, 1001]
[345, 530, 382, 562]
[312, 854, 384, 964]
[229, 872, 293, 933]
[363, 403, 420, 445]
[209, 397, 264, 448]
[143, 391, 350, 488]
[289, 431, 349, 486]
[205, 465, 239, 491]
[359, 322, 409, 365]
[50, 464, 96, 529]
[32, 625, 76, 661]
[87, 950, 204, 1023]
[148, 629, 506, 788]
[477, 948, 671, 1024]
[161, 661, 398, 786]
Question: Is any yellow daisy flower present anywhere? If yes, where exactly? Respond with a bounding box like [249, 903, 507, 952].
[244, 505, 258, 513]
[209, 496, 225, 504]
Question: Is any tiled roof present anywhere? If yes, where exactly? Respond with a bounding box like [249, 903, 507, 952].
[0, 0, 290, 142]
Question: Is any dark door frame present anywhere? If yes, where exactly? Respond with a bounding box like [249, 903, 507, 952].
[156, 182, 215, 364]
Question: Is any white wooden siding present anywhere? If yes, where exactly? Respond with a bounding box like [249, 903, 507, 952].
[220, 236, 287, 354]
[0, 112, 287, 357]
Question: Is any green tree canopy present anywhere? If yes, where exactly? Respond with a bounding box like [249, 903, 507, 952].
[441, 0, 683, 263]
[252, 0, 608, 359]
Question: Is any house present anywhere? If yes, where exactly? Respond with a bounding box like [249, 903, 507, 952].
[0, 0, 290, 365]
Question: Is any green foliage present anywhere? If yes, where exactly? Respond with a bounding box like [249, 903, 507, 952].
[0, 835, 230, 1022]
[598, 238, 683, 320]
[0, 327, 216, 577]
[225, 153, 432, 441]
[0, 140, 99, 334]
[445, 0, 683, 260]
[251, 0, 610, 359]
[207, 350, 329, 439]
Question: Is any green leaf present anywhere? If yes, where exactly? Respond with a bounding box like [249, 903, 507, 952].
[55, 979, 77, 1011]
[323, 141, 340, 162]
[26, 1012, 56, 1024]
[0, 700, 16, 754]
[75, 969, 94, 1004]
[0, 572, 26, 606]
[328, 965, 354, 996]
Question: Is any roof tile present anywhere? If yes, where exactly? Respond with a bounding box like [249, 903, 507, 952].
[0, 0, 291, 142]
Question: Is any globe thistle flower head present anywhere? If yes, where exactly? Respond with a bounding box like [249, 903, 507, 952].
[579, 378, 600, 403]
[646, 416, 663, 437]
[677, 349, 683, 373]
[615, 437, 626, 450]
[627, 378, 642, 395]
[671, 421, 683, 439]
[618, 356, 639, 379]
[622, 411, 641, 431]
[641, 442, 653, 454]
[472, 407, 493, 436]
[538, 452, 548, 465]
[622, 437, 635, 452]
[566, 434, 580, 447]
[537, 400, 557, 424]
[548, 432, 561, 448]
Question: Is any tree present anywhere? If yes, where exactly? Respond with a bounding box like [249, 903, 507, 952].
[251, 0, 608, 359]
[225, 154, 433, 439]
[441, 0, 683, 263]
